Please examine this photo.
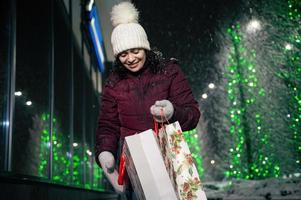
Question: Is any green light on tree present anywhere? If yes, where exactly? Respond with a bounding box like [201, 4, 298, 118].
[38, 113, 104, 190]
[183, 129, 205, 178]
[224, 24, 279, 179]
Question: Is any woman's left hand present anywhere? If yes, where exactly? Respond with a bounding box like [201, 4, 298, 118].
[150, 100, 174, 122]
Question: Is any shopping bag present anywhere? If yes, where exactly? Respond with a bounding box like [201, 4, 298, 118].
[157, 121, 207, 200]
[124, 129, 178, 200]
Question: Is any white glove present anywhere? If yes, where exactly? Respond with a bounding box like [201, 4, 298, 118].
[150, 100, 174, 122]
[98, 151, 124, 194]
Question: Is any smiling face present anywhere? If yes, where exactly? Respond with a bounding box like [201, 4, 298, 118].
[118, 48, 146, 73]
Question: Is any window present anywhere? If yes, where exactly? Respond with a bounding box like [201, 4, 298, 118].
[0, 0, 11, 171]
[12, 0, 51, 177]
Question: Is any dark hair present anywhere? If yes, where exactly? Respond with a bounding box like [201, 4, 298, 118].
[112, 49, 167, 79]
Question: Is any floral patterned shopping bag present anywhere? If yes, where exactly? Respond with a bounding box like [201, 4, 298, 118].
[157, 121, 207, 200]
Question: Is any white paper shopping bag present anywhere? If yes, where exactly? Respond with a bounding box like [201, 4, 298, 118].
[125, 129, 178, 200]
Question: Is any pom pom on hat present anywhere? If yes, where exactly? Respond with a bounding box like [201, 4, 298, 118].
[111, 2, 139, 27]
[110, 2, 150, 56]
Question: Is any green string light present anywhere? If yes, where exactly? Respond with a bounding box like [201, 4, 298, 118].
[225, 24, 279, 179]
[38, 113, 104, 190]
[93, 162, 104, 190]
[183, 129, 204, 178]
[39, 113, 50, 178]
[288, 0, 301, 20]
[281, 0, 301, 167]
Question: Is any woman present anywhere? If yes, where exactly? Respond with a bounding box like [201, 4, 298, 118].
[95, 1, 200, 197]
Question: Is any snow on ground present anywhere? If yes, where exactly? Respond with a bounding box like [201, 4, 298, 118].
[203, 177, 301, 200]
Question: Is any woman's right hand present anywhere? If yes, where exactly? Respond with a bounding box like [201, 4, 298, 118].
[150, 100, 174, 122]
[98, 151, 125, 194]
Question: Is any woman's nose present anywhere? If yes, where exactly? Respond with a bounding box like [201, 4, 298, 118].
[127, 53, 135, 63]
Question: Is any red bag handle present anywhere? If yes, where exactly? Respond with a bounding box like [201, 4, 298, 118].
[153, 108, 170, 136]
[117, 144, 126, 185]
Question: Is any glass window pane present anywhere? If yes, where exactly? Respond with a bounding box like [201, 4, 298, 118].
[52, 1, 72, 184]
[86, 65, 103, 190]
[12, 0, 51, 177]
[73, 46, 84, 187]
[84, 67, 94, 189]
[0, 0, 11, 171]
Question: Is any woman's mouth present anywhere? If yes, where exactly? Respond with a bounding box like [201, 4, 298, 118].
[129, 62, 139, 68]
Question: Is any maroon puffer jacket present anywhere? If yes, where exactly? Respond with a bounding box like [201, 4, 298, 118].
[95, 60, 200, 167]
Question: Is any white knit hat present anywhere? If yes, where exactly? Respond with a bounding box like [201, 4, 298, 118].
[110, 2, 150, 56]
